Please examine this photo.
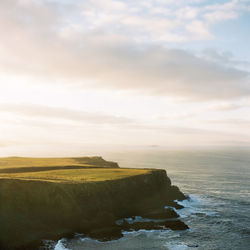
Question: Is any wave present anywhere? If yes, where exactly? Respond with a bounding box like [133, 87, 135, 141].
[122, 229, 167, 236]
[169, 194, 218, 218]
[116, 216, 165, 225]
[164, 242, 190, 250]
[54, 239, 69, 250]
[165, 242, 199, 250]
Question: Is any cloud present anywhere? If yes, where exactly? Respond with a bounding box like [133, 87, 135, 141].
[1, 102, 249, 148]
[203, 0, 240, 23]
[0, 0, 250, 101]
[142, 125, 223, 135]
[208, 102, 245, 111]
[200, 49, 250, 72]
[153, 100, 250, 122]
[1, 30, 250, 100]
[0, 103, 237, 137]
[207, 99, 250, 111]
[176, 6, 199, 19]
[208, 118, 250, 126]
[0, 103, 133, 125]
[185, 20, 213, 39]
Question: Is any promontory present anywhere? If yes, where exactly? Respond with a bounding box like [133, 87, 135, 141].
[0, 156, 188, 249]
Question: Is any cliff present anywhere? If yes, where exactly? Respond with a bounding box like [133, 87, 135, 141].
[0, 157, 187, 249]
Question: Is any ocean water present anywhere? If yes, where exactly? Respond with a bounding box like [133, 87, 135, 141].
[53, 149, 250, 250]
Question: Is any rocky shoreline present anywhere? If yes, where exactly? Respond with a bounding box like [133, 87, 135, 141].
[87, 207, 188, 243]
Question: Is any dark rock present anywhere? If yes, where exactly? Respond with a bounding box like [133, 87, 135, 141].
[122, 221, 162, 231]
[88, 226, 123, 241]
[159, 220, 189, 230]
[121, 219, 189, 232]
[142, 207, 179, 219]
[187, 244, 199, 247]
[165, 200, 184, 209]
[167, 185, 187, 201]
[89, 211, 116, 229]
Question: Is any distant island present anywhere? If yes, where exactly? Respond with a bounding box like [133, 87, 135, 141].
[0, 156, 188, 249]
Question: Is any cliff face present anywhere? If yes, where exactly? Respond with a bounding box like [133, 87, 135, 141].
[0, 169, 186, 249]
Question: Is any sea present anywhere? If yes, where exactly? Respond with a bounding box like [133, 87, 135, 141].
[51, 148, 250, 250]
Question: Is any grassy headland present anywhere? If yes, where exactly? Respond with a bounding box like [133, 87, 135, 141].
[0, 156, 187, 249]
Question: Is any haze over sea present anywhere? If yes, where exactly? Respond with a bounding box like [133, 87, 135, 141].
[44, 148, 250, 250]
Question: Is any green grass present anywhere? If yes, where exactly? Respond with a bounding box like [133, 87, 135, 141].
[0, 157, 88, 168]
[0, 156, 118, 170]
[0, 168, 152, 183]
[0, 156, 152, 183]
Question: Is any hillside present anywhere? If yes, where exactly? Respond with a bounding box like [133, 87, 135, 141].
[0, 167, 153, 183]
[0, 156, 119, 173]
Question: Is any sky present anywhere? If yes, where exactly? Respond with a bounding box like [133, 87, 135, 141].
[0, 0, 250, 156]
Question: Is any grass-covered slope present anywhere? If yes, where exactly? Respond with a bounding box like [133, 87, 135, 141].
[0, 168, 151, 183]
[0, 156, 118, 173]
[0, 156, 149, 183]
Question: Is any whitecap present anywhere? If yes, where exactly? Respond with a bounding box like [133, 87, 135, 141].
[54, 239, 69, 250]
[164, 242, 189, 250]
[122, 229, 163, 236]
[79, 237, 100, 243]
[116, 215, 164, 225]
[166, 194, 218, 218]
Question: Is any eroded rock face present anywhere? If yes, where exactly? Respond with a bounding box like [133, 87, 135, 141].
[82, 207, 188, 242]
[88, 226, 123, 241]
[142, 207, 179, 219]
[121, 219, 189, 232]
[85, 207, 188, 242]
[0, 169, 188, 249]
[87, 218, 189, 242]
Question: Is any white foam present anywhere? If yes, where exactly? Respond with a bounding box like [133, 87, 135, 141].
[80, 237, 99, 243]
[168, 194, 218, 218]
[116, 216, 163, 225]
[122, 229, 161, 236]
[164, 242, 189, 250]
[54, 239, 69, 250]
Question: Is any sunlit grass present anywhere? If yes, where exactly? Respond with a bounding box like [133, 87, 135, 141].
[0, 156, 153, 183]
[0, 156, 115, 169]
[0, 168, 152, 183]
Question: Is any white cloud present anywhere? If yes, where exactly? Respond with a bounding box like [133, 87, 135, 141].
[1, 0, 248, 46]
[3, 37, 250, 100]
[204, 10, 238, 23]
[177, 6, 199, 19]
[185, 20, 213, 39]
[0, 0, 249, 102]
[0, 103, 133, 125]
[208, 118, 250, 125]
[208, 102, 246, 111]
[203, 0, 249, 23]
